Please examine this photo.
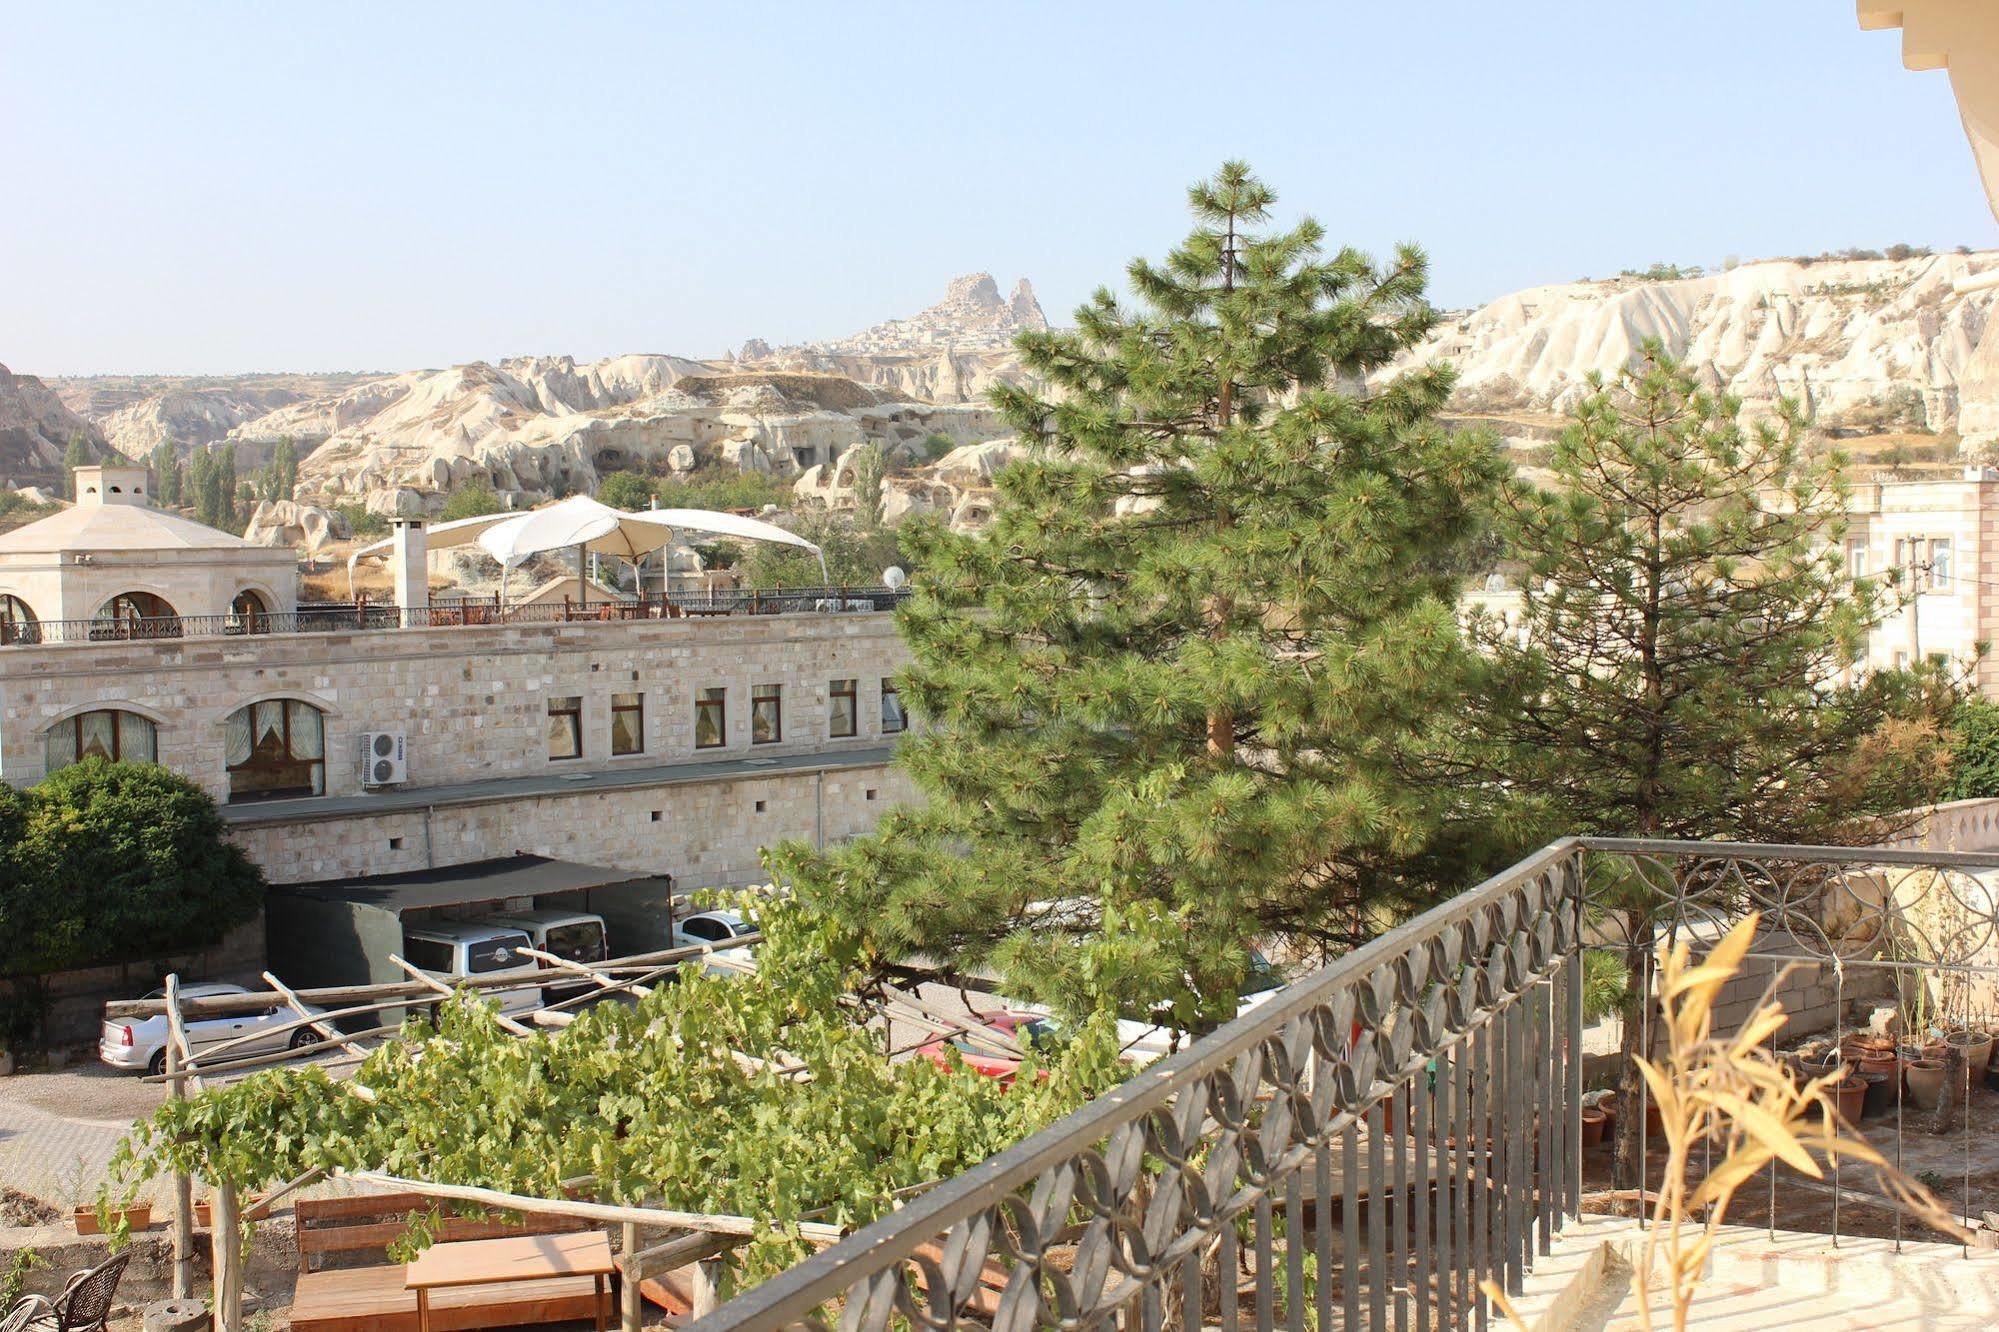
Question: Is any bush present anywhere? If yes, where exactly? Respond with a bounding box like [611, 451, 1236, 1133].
[655, 470, 787, 512]
[735, 511, 916, 588]
[439, 478, 503, 522]
[336, 503, 389, 539]
[0, 761, 265, 977]
[597, 471, 655, 510]
[1945, 697, 1999, 800]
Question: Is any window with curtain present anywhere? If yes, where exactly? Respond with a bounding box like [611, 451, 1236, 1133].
[224, 699, 325, 802]
[548, 696, 583, 761]
[828, 678, 857, 738]
[881, 679, 906, 734]
[44, 709, 157, 773]
[695, 688, 727, 749]
[610, 693, 644, 756]
[752, 684, 782, 744]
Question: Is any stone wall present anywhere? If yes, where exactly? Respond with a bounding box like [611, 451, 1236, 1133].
[0, 611, 912, 802]
[227, 760, 918, 887]
[0, 915, 266, 1050]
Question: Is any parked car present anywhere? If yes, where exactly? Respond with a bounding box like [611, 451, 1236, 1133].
[670, 908, 759, 974]
[401, 922, 544, 1016]
[1116, 953, 1289, 1065]
[480, 909, 610, 1002]
[920, 1009, 1063, 1086]
[100, 982, 326, 1077]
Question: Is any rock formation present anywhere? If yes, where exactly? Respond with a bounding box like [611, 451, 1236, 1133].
[1387, 251, 1999, 443]
[50, 372, 386, 460]
[0, 362, 108, 489]
[242, 499, 353, 554]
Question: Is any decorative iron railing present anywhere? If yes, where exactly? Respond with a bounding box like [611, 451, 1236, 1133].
[693, 836, 1999, 1332]
[0, 586, 911, 646]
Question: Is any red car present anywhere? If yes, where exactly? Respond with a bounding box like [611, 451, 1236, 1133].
[920, 1010, 1062, 1086]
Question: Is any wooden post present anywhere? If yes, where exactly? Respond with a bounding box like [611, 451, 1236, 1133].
[166, 1036, 193, 1300]
[691, 1260, 718, 1319]
[211, 1181, 243, 1332]
[620, 1221, 642, 1332]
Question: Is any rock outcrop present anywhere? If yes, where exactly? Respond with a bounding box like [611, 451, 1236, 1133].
[242, 499, 353, 553]
[0, 363, 108, 489]
[50, 373, 386, 459]
[1387, 252, 1999, 443]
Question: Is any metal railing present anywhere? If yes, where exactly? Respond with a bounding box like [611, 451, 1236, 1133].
[0, 587, 911, 646]
[694, 836, 1999, 1332]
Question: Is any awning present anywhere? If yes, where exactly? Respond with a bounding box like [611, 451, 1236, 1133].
[273, 853, 671, 913]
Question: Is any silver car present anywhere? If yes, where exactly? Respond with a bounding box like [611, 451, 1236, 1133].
[100, 982, 326, 1077]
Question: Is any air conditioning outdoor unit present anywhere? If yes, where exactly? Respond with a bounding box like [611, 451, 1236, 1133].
[361, 730, 408, 787]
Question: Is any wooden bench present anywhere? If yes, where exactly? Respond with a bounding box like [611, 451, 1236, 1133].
[290, 1191, 603, 1332]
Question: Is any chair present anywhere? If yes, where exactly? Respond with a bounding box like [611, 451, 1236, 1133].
[2, 1252, 129, 1332]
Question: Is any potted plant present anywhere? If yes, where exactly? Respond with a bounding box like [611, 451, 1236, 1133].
[1943, 1025, 1992, 1072]
[1833, 1074, 1867, 1124]
[1581, 1104, 1608, 1149]
[72, 1199, 153, 1235]
[1904, 1055, 1947, 1107]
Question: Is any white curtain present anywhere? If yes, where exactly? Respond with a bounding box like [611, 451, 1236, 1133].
[118, 712, 157, 764]
[79, 711, 115, 761]
[44, 721, 75, 772]
[225, 706, 254, 767]
[288, 702, 324, 760]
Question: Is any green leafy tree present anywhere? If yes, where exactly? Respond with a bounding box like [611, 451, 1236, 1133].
[1465, 346, 1955, 1180]
[1945, 696, 1999, 799]
[0, 761, 264, 980]
[218, 444, 239, 527]
[62, 431, 92, 498]
[166, 459, 186, 509]
[277, 435, 297, 501]
[337, 502, 389, 539]
[736, 511, 908, 588]
[655, 469, 787, 512]
[149, 441, 176, 501]
[439, 477, 503, 521]
[775, 163, 1506, 1025]
[189, 449, 218, 527]
[596, 470, 655, 510]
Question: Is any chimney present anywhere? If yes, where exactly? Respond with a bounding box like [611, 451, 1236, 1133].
[391, 517, 429, 619]
[72, 464, 153, 508]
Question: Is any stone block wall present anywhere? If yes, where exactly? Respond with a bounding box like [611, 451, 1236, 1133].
[0, 611, 911, 803]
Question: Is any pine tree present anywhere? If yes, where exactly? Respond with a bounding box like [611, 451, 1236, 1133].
[1467, 346, 1955, 1180]
[849, 443, 888, 532]
[167, 460, 186, 510]
[62, 431, 92, 498]
[775, 164, 1507, 1022]
[219, 444, 238, 528]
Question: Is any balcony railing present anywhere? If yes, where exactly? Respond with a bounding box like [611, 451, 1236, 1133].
[0, 586, 911, 646]
[691, 836, 1999, 1332]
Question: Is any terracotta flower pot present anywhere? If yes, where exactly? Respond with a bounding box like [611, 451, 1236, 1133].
[1946, 1028, 1993, 1072]
[1580, 1107, 1607, 1149]
[1833, 1075, 1867, 1124]
[1905, 1058, 1947, 1107]
[73, 1204, 152, 1235]
[1854, 1048, 1898, 1077]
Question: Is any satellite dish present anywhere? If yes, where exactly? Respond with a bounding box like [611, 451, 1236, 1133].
[883, 566, 908, 590]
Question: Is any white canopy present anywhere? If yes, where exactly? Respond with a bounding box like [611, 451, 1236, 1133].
[347, 495, 826, 599]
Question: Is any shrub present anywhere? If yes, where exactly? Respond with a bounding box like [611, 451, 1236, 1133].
[1945, 696, 1999, 800]
[439, 477, 503, 522]
[336, 503, 389, 539]
[596, 470, 655, 510]
[0, 761, 265, 977]
[654, 469, 787, 512]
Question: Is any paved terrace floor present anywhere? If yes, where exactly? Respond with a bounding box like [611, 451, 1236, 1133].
[217, 744, 897, 824]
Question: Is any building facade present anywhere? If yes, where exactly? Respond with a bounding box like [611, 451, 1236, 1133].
[1842, 467, 1999, 690]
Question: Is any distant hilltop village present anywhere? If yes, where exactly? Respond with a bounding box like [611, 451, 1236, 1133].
[741, 273, 1047, 361]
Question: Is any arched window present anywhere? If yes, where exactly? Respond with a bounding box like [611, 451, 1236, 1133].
[0, 594, 39, 646]
[45, 709, 158, 772]
[92, 591, 181, 641]
[229, 589, 272, 633]
[224, 700, 326, 802]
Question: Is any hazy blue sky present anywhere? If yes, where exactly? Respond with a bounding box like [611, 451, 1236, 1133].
[4, 2, 1994, 375]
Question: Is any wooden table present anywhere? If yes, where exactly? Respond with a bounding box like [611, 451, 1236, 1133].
[404, 1231, 615, 1332]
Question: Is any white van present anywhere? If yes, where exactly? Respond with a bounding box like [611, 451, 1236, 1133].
[481, 910, 610, 1002]
[401, 923, 544, 1017]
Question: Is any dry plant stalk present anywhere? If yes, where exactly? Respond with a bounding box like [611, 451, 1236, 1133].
[1485, 911, 1970, 1332]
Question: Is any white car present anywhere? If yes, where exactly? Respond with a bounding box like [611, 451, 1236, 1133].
[401, 923, 544, 1017]
[671, 908, 759, 975]
[100, 982, 327, 1077]
[1114, 955, 1289, 1065]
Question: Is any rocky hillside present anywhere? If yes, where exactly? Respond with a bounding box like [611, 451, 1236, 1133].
[49, 372, 385, 462]
[1391, 251, 1999, 444]
[0, 363, 109, 489]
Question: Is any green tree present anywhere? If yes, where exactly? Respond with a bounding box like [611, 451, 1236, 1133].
[189, 449, 218, 527]
[149, 441, 176, 501]
[277, 435, 298, 501]
[62, 431, 92, 498]
[166, 459, 186, 509]
[1465, 347, 1954, 1180]
[774, 163, 1506, 1025]
[1945, 696, 1999, 799]
[596, 470, 655, 510]
[218, 444, 239, 527]
[0, 761, 264, 980]
[848, 443, 888, 532]
[736, 511, 907, 588]
[439, 477, 503, 521]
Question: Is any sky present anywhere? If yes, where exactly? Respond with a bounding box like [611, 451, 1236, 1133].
[4, 1, 1996, 377]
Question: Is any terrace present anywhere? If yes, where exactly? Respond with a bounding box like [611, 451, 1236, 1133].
[690, 835, 1999, 1332]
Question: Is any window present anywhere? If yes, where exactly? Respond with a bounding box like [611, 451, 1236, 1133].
[468, 934, 529, 972]
[543, 921, 607, 964]
[1930, 538, 1953, 591]
[752, 684, 782, 744]
[402, 937, 454, 973]
[829, 678, 857, 738]
[0, 594, 39, 645]
[695, 687, 727, 749]
[680, 916, 731, 943]
[45, 709, 157, 772]
[611, 692, 644, 755]
[1845, 537, 1867, 580]
[547, 696, 583, 760]
[881, 679, 906, 734]
[224, 699, 325, 802]
[92, 591, 181, 641]
[229, 589, 272, 632]
[1894, 651, 1911, 670]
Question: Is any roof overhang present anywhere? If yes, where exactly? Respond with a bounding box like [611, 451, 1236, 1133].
[271, 852, 672, 913]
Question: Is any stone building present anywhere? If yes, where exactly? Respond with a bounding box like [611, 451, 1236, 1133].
[0, 463, 297, 641]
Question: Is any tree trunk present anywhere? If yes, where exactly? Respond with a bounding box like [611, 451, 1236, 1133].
[1612, 920, 1654, 1192]
[210, 1183, 242, 1332]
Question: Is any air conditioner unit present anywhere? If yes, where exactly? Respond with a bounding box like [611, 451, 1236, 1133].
[361, 730, 408, 787]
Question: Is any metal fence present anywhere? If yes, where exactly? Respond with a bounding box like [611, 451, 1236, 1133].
[0, 587, 911, 646]
[692, 836, 1999, 1332]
